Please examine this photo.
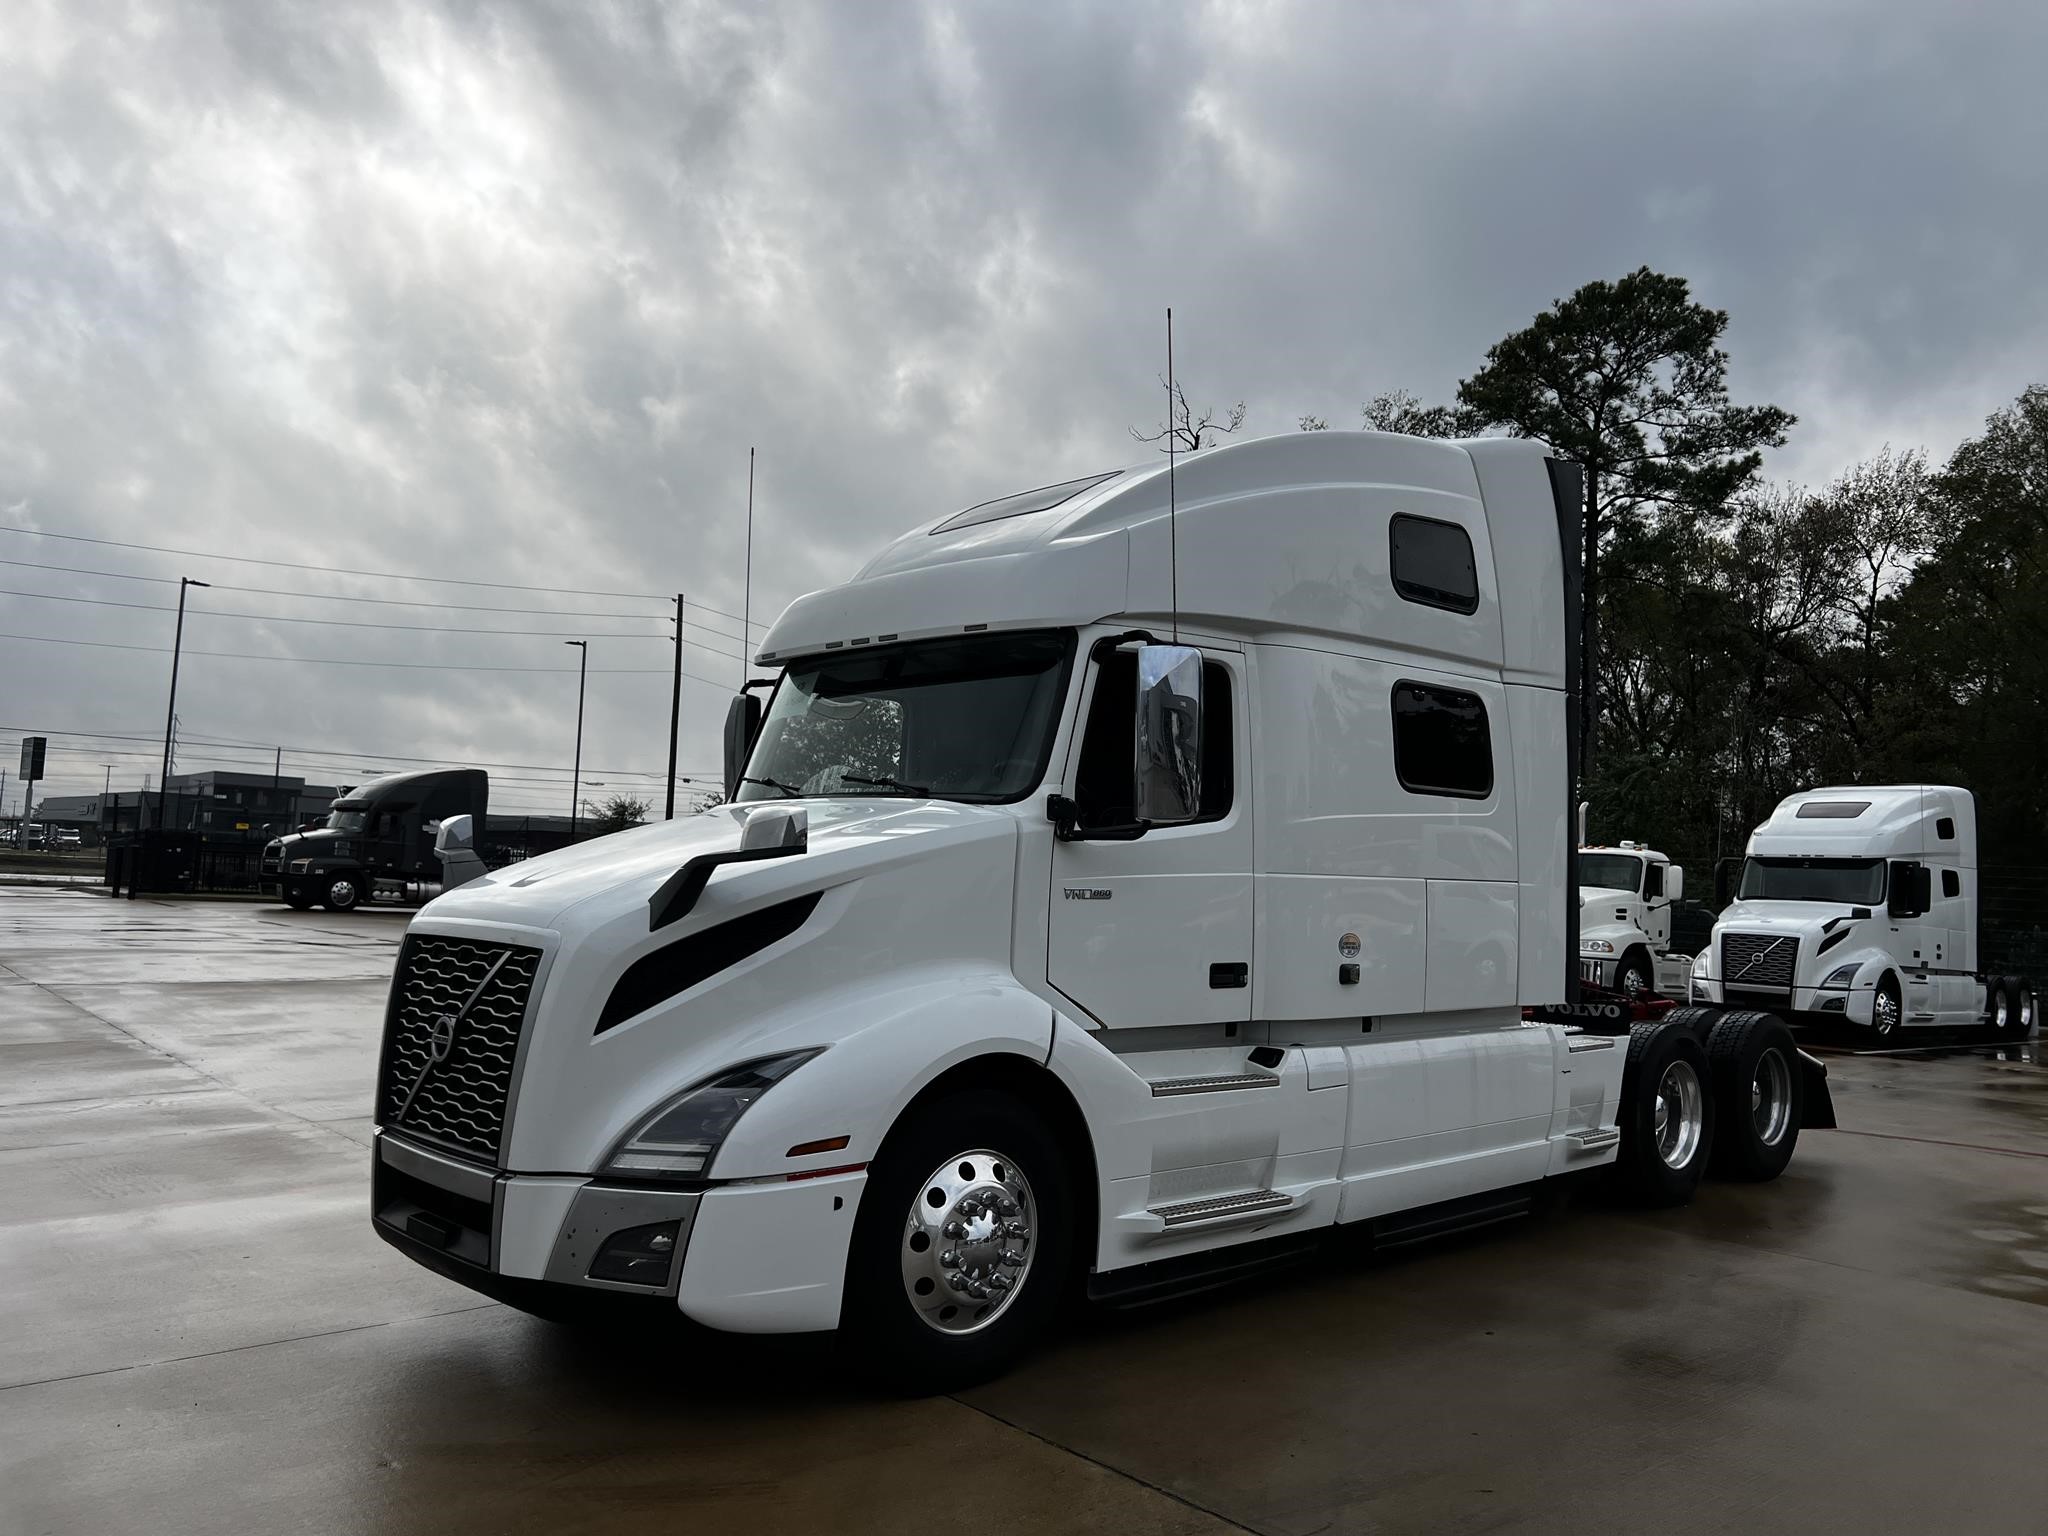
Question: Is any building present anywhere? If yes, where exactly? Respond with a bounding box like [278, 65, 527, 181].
[39, 773, 343, 845]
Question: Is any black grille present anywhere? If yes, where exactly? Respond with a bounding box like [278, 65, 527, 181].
[378, 935, 541, 1162]
[1721, 932, 1797, 991]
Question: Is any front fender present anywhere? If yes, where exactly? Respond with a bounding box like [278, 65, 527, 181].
[709, 976, 1057, 1177]
[1812, 945, 1892, 1024]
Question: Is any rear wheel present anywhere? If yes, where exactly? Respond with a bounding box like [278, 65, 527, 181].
[1705, 1011, 1802, 1180]
[1612, 1020, 1716, 1206]
[842, 1089, 1074, 1394]
[2016, 981, 2038, 1038]
[322, 876, 363, 912]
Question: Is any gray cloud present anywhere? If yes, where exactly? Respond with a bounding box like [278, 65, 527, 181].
[4, 0, 2044, 809]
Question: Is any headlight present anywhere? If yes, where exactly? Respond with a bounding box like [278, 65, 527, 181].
[1585, 939, 1615, 954]
[1822, 964, 1860, 989]
[1692, 952, 1710, 976]
[290, 859, 312, 872]
[602, 1050, 821, 1178]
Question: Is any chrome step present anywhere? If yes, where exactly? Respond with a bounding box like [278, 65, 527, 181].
[1568, 1127, 1620, 1152]
[1151, 1188, 1293, 1228]
[1148, 1072, 1279, 1097]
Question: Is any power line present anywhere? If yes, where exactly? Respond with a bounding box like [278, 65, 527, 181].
[0, 722, 717, 778]
[0, 558, 674, 619]
[0, 523, 674, 601]
[0, 631, 742, 679]
[0, 587, 679, 639]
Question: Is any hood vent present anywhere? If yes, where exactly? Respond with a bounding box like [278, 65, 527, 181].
[597, 893, 822, 1035]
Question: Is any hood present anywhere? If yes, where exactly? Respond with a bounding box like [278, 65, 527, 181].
[1716, 899, 1859, 937]
[271, 828, 342, 854]
[418, 797, 1018, 932]
[1578, 884, 1637, 909]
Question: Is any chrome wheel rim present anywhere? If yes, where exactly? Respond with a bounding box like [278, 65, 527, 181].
[1752, 1047, 1793, 1146]
[1653, 1059, 1705, 1170]
[2022, 990, 2037, 1035]
[1618, 964, 1649, 995]
[900, 1149, 1036, 1335]
[327, 880, 356, 906]
[1874, 987, 1900, 1035]
[1993, 992, 2010, 1031]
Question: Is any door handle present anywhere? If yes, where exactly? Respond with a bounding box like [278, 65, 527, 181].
[1209, 962, 1249, 990]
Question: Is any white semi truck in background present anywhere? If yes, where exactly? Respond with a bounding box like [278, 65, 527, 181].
[368, 430, 1832, 1391]
[1577, 838, 1691, 998]
[1690, 785, 2037, 1042]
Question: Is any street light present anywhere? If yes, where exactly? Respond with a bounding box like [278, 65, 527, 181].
[157, 577, 210, 833]
[565, 640, 588, 841]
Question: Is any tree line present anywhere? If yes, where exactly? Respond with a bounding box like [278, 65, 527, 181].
[1140, 268, 2048, 872]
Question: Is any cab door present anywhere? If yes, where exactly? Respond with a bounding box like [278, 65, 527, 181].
[1047, 647, 1251, 1030]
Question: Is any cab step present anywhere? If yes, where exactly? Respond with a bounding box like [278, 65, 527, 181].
[1147, 1071, 1279, 1097]
[1150, 1188, 1294, 1229]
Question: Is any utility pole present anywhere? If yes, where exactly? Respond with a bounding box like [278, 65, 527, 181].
[665, 592, 684, 819]
[565, 640, 588, 841]
[157, 577, 209, 834]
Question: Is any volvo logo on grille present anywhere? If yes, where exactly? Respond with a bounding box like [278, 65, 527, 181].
[428, 1012, 458, 1063]
[1732, 936, 1792, 981]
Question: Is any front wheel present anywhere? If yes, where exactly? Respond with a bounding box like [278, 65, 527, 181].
[1871, 974, 1903, 1041]
[1615, 951, 1652, 996]
[842, 1089, 1074, 1394]
[322, 876, 363, 912]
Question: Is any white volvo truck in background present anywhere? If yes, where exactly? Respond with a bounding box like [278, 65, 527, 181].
[1577, 838, 1691, 997]
[1690, 785, 2037, 1042]
[369, 430, 1832, 1390]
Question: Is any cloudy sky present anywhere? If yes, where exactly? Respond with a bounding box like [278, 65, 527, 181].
[5, 0, 2045, 818]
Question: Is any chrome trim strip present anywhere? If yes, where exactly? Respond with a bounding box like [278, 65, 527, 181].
[380, 1130, 498, 1204]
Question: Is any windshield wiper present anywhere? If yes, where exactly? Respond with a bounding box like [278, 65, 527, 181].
[737, 775, 803, 799]
[841, 774, 932, 797]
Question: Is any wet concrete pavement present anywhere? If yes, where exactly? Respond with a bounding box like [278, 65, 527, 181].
[5, 886, 2047, 1535]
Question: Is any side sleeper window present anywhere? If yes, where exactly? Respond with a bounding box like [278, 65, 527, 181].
[1390, 514, 1479, 614]
[1074, 652, 1233, 828]
[1942, 869, 1961, 898]
[1391, 681, 1493, 799]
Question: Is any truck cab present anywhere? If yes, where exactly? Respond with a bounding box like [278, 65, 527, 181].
[1690, 785, 2035, 1039]
[262, 768, 486, 911]
[1577, 842, 1689, 997]
[368, 430, 1828, 1389]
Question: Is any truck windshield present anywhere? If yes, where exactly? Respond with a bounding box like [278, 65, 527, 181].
[738, 630, 1073, 804]
[1578, 854, 1644, 893]
[327, 810, 369, 834]
[1738, 856, 1886, 905]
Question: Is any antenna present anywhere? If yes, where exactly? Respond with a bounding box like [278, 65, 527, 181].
[741, 446, 755, 688]
[1166, 307, 1179, 643]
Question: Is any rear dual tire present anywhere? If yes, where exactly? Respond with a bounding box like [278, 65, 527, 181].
[1703, 1011, 1802, 1180]
[1612, 1021, 1716, 1205]
[1991, 977, 2036, 1039]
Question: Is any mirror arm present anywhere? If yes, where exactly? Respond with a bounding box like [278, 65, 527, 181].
[1046, 794, 1148, 843]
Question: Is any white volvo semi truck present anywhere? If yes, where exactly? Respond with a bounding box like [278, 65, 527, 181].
[1690, 785, 2038, 1042]
[370, 430, 1832, 1389]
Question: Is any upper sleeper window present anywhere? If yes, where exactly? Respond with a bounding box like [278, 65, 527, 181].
[1936, 816, 1956, 840]
[1390, 514, 1479, 614]
[1796, 801, 1870, 819]
[1390, 681, 1493, 799]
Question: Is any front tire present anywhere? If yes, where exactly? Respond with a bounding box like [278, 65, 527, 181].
[1612, 1020, 1716, 1206]
[1615, 949, 1653, 997]
[842, 1089, 1074, 1394]
[1705, 1011, 1802, 1180]
[322, 876, 363, 912]
[1872, 974, 1903, 1041]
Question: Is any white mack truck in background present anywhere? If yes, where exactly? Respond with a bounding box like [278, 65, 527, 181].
[368, 429, 1833, 1391]
[1690, 785, 2038, 1042]
[1577, 835, 1692, 998]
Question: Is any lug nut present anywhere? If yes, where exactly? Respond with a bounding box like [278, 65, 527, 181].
[999, 1249, 1024, 1267]
[942, 1220, 966, 1240]
[967, 1282, 990, 1300]
[998, 1197, 1018, 1216]
[987, 1274, 1011, 1292]
[1003, 1220, 1028, 1238]
[947, 1272, 970, 1292]
[939, 1250, 961, 1269]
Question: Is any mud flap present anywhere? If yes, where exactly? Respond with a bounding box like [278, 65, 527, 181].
[1796, 1048, 1837, 1130]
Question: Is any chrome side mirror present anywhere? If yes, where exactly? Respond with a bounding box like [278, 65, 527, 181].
[1133, 643, 1203, 826]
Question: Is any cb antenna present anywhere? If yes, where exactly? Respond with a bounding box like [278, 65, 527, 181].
[1166, 307, 1179, 643]
[741, 446, 755, 688]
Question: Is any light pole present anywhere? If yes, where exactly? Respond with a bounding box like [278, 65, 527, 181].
[565, 640, 588, 841]
[666, 591, 684, 819]
[158, 577, 209, 833]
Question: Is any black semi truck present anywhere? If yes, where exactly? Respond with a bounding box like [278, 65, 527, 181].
[261, 769, 487, 911]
